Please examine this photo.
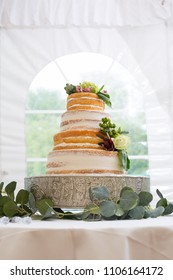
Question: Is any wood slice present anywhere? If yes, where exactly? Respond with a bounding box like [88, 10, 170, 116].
[24, 175, 150, 208]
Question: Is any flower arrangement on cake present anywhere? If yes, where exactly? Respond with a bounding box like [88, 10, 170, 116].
[64, 81, 112, 107]
[97, 117, 130, 171]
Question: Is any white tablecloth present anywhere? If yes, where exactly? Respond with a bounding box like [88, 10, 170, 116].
[0, 216, 173, 260]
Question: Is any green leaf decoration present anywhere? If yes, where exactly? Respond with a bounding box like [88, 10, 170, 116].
[118, 150, 130, 171]
[62, 212, 79, 220]
[1, 180, 173, 221]
[119, 190, 139, 211]
[64, 83, 76, 95]
[146, 206, 165, 218]
[16, 189, 29, 206]
[0, 206, 4, 217]
[138, 191, 153, 206]
[28, 192, 37, 214]
[156, 198, 168, 208]
[0, 182, 4, 195]
[100, 201, 117, 218]
[89, 186, 110, 202]
[120, 186, 133, 197]
[129, 206, 145, 219]
[0, 196, 12, 207]
[5, 181, 17, 200]
[114, 204, 125, 217]
[156, 189, 164, 199]
[97, 85, 104, 92]
[162, 203, 173, 215]
[97, 92, 112, 107]
[36, 198, 54, 217]
[3, 201, 19, 218]
[22, 205, 33, 215]
[82, 203, 100, 220]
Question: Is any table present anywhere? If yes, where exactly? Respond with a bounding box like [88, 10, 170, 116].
[0, 216, 173, 260]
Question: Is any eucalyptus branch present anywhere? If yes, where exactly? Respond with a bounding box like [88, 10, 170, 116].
[1, 181, 173, 221]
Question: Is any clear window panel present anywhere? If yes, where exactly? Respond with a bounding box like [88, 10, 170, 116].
[27, 161, 47, 177]
[25, 113, 61, 158]
[128, 159, 149, 176]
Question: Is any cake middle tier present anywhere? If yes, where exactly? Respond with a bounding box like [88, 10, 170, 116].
[53, 129, 104, 150]
[46, 149, 124, 175]
[60, 110, 111, 131]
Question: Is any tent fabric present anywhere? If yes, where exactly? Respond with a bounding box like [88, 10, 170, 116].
[0, 0, 172, 27]
[0, 0, 173, 201]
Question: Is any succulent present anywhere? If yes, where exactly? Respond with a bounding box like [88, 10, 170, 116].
[64, 83, 76, 95]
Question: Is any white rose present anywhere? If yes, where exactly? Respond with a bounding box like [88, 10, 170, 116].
[113, 135, 130, 150]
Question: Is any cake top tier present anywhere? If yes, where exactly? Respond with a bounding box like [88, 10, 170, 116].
[64, 81, 112, 110]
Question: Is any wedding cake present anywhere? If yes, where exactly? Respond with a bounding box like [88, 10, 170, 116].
[25, 82, 150, 208]
[46, 82, 130, 175]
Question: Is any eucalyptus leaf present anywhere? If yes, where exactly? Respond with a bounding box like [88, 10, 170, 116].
[42, 207, 54, 219]
[0, 182, 4, 194]
[23, 205, 33, 216]
[0, 196, 12, 207]
[81, 209, 91, 220]
[100, 201, 117, 218]
[89, 186, 109, 202]
[62, 212, 79, 220]
[82, 203, 100, 220]
[129, 206, 145, 219]
[115, 204, 125, 217]
[120, 186, 133, 197]
[36, 198, 54, 216]
[156, 198, 168, 208]
[22, 205, 33, 215]
[138, 191, 153, 206]
[146, 206, 165, 218]
[28, 192, 37, 214]
[16, 189, 29, 206]
[5, 181, 17, 200]
[162, 203, 173, 215]
[119, 190, 139, 211]
[0, 206, 4, 217]
[3, 201, 19, 217]
[156, 189, 164, 199]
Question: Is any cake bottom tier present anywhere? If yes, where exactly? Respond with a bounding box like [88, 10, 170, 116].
[46, 149, 124, 175]
[25, 175, 150, 208]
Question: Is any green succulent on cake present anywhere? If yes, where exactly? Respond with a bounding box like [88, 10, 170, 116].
[64, 81, 112, 107]
[98, 117, 130, 171]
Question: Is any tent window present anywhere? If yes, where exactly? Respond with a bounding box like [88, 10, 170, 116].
[25, 53, 149, 176]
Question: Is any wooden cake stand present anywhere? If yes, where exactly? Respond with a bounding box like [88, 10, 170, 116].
[25, 175, 150, 208]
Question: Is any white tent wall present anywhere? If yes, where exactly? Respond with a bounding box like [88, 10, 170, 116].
[0, 0, 173, 200]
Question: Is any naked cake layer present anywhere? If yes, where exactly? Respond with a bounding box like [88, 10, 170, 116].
[46, 149, 124, 175]
[67, 92, 105, 111]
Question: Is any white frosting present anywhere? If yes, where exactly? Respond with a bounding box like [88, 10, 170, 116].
[68, 104, 103, 110]
[61, 110, 110, 131]
[46, 150, 124, 174]
[54, 143, 99, 148]
[67, 96, 103, 102]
